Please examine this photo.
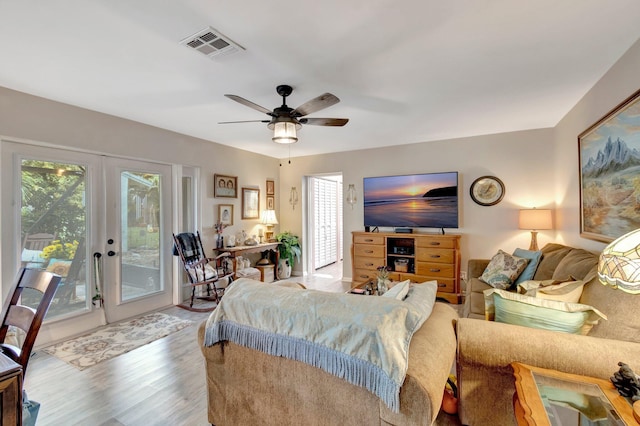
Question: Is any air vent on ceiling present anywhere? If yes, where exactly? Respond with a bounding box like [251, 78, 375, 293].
[180, 26, 244, 59]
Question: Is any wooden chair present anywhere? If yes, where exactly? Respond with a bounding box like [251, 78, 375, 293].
[22, 233, 56, 251]
[173, 231, 233, 312]
[0, 268, 61, 376]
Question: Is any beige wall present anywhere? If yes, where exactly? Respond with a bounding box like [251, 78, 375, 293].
[280, 128, 555, 279]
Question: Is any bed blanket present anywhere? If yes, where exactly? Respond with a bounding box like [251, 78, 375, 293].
[204, 278, 436, 412]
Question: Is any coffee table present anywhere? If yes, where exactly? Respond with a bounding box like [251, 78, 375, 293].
[511, 362, 637, 425]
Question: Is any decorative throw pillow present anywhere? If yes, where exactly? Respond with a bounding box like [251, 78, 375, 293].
[382, 280, 411, 300]
[480, 250, 529, 290]
[186, 263, 217, 282]
[512, 248, 543, 286]
[517, 276, 585, 304]
[45, 259, 72, 277]
[483, 288, 606, 335]
[403, 281, 438, 318]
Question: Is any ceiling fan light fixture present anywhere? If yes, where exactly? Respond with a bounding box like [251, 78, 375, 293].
[272, 121, 298, 144]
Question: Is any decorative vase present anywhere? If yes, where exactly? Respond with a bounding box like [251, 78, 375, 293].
[377, 278, 388, 295]
[277, 259, 292, 279]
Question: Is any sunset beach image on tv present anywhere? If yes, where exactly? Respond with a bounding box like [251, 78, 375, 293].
[363, 172, 458, 229]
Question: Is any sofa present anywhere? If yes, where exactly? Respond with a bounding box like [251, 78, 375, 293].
[457, 243, 640, 425]
[197, 280, 459, 426]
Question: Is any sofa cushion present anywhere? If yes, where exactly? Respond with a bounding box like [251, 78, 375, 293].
[551, 248, 598, 282]
[580, 277, 640, 343]
[517, 278, 584, 303]
[480, 250, 529, 290]
[484, 288, 607, 335]
[533, 244, 573, 280]
[512, 248, 543, 286]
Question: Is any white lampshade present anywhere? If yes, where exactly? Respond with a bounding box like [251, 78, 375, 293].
[260, 209, 279, 226]
[272, 121, 298, 144]
[519, 209, 553, 230]
[598, 228, 640, 294]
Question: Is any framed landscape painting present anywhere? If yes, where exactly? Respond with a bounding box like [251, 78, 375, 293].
[579, 88, 640, 242]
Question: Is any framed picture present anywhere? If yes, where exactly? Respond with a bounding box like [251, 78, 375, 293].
[266, 196, 275, 210]
[214, 174, 237, 198]
[241, 187, 260, 219]
[579, 88, 640, 242]
[469, 176, 505, 206]
[266, 179, 275, 195]
[218, 204, 233, 226]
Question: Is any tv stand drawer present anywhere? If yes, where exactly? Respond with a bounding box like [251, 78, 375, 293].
[354, 256, 383, 271]
[415, 248, 454, 264]
[354, 244, 385, 258]
[353, 235, 384, 245]
[415, 262, 454, 278]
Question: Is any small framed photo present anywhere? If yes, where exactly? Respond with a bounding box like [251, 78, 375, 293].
[214, 174, 238, 198]
[242, 187, 260, 219]
[266, 179, 275, 195]
[266, 196, 275, 210]
[218, 204, 233, 226]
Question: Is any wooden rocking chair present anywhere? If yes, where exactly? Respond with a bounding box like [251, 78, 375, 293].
[173, 231, 233, 312]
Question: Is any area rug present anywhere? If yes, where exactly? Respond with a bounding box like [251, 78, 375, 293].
[43, 312, 193, 370]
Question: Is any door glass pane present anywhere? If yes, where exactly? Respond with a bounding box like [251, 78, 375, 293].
[20, 160, 88, 318]
[120, 171, 162, 301]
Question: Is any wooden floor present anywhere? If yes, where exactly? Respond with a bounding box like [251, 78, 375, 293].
[25, 262, 461, 425]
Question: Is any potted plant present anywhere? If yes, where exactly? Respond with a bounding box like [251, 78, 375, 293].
[275, 231, 301, 279]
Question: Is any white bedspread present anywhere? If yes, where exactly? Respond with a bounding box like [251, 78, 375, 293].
[204, 278, 437, 412]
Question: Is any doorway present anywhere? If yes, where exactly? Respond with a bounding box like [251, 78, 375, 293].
[307, 175, 343, 280]
[2, 141, 173, 335]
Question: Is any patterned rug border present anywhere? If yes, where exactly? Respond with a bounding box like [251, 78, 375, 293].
[43, 312, 193, 370]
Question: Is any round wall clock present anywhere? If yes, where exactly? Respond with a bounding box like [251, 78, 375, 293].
[470, 176, 505, 206]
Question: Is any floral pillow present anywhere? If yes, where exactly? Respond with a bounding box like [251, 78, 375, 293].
[480, 250, 529, 290]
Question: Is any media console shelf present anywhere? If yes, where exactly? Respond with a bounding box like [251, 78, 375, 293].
[352, 231, 461, 303]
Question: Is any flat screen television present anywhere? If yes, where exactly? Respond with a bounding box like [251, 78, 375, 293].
[363, 171, 459, 229]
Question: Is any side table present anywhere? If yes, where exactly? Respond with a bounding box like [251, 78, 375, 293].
[0, 353, 22, 425]
[512, 362, 637, 425]
[214, 242, 280, 281]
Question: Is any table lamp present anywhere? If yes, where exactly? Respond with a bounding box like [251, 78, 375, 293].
[261, 209, 278, 242]
[519, 208, 552, 251]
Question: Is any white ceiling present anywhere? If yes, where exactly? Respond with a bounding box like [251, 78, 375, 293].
[1, 1, 639, 159]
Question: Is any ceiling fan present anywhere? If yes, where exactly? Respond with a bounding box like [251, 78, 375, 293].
[219, 84, 349, 144]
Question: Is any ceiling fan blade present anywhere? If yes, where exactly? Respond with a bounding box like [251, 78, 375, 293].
[292, 93, 340, 117]
[218, 120, 271, 124]
[224, 94, 273, 115]
[299, 117, 349, 126]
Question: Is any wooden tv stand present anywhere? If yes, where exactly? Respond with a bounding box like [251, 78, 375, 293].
[351, 231, 461, 303]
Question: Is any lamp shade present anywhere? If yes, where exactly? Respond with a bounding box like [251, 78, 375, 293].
[598, 228, 640, 294]
[260, 209, 279, 226]
[272, 121, 298, 144]
[519, 209, 553, 230]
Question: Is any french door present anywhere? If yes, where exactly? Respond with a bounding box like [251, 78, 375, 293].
[103, 157, 172, 322]
[2, 141, 172, 335]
